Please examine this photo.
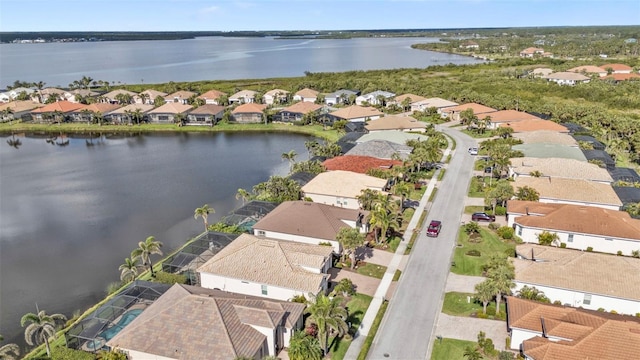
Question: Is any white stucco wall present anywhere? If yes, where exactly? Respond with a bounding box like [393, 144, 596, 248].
[122, 348, 177, 360]
[253, 229, 340, 253]
[248, 324, 276, 356]
[510, 328, 568, 351]
[537, 197, 621, 211]
[304, 193, 359, 211]
[199, 272, 323, 301]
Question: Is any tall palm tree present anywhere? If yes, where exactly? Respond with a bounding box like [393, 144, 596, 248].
[336, 227, 365, 269]
[131, 236, 163, 277]
[235, 188, 251, 205]
[305, 292, 348, 355]
[281, 150, 297, 172]
[20, 309, 67, 358]
[0, 335, 20, 360]
[119, 257, 140, 283]
[194, 204, 215, 232]
[487, 264, 515, 315]
[474, 280, 495, 315]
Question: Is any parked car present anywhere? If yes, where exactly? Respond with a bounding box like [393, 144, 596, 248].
[468, 147, 478, 155]
[427, 220, 442, 237]
[471, 212, 495, 222]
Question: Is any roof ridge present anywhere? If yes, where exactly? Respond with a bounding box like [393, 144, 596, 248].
[214, 298, 240, 357]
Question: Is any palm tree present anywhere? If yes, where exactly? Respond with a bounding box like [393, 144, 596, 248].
[305, 292, 349, 355]
[487, 264, 515, 315]
[131, 236, 163, 277]
[281, 150, 297, 172]
[287, 331, 322, 360]
[194, 204, 215, 232]
[463, 346, 482, 360]
[336, 227, 365, 269]
[368, 201, 402, 245]
[0, 335, 20, 360]
[474, 280, 495, 315]
[235, 188, 251, 205]
[20, 309, 67, 358]
[119, 257, 140, 283]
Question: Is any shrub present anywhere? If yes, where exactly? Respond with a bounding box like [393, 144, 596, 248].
[632, 250, 640, 258]
[318, 241, 333, 247]
[597, 308, 606, 312]
[504, 248, 516, 258]
[494, 206, 506, 216]
[482, 338, 496, 356]
[586, 247, 593, 252]
[464, 221, 481, 235]
[332, 278, 355, 297]
[537, 231, 559, 246]
[497, 226, 514, 240]
[499, 351, 515, 360]
[154, 271, 187, 285]
[560, 242, 567, 248]
[610, 310, 618, 314]
[476, 312, 489, 319]
[488, 222, 499, 230]
[505, 337, 512, 350]
[513, 235, 523, 244]
[466, 249, 482, 257]
[290, 295, 306, 303]
[617, 250, 623, 256]
[553, 300, 562, 305]
[486, 306, 496, 316]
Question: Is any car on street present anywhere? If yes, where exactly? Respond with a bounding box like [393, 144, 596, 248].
[471, 212, 496, 222]
[468, 147, 478, 155]
[426, 220, 442, 237]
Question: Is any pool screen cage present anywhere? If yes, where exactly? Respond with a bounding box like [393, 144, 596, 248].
[65, 280, 171, 352]
[161, 231, 239, 285]
[220, 200, 278, 232]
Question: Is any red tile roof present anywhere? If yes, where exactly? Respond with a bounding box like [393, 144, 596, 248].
[322, 155, 401, 174]
[232, 103, 267, 114]
[31, 100, 84, 113]
[601, 73, 640, 81]
[280, 101, 323, 114]
[500, 119, 568, 133]
[599, 63, 633, 72]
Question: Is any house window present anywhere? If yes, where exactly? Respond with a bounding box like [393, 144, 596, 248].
[568, 234, 574, 243]
[256, 230, 266, 237]
[261, 285, 268, 295]
[583, 294, 592, 305]
[158, 115, 169, 121]
[517, 226, 522, 236]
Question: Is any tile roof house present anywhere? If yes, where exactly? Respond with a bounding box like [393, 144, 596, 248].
[197, 89, 227, 105]
[147, 103, 193, 123]
[1, 87, 35, 102]
[231, 103, 267, 123]
[104, 103, 154, 124]
[507, 296, 640, 359]
[389, 93, 426, 108]
[505, 200, 564, 227]
[263, 89, 290, 105]
[329, 105, 383, 122]
[0, 101, 43, 122]
[69, 103, 122, 123]
[345, 140, 412, 160]
[63, 89, 99, 103]
[513, 203, 638, 254]
[567, 65, 608, 77]
[599, 63, 633, 73]
[513, 244, 640, 315]
[252, 201, 368, 253]
[197, 234, 333, 301]
[500, 119, 569, 133]
[301, 170, 388, 210]
[101, 89, 138, 104]
[508, 157, 613, 184]
[484, 110, 542, 129]
[355, 90, 396, 106]
[543, 72, 591, 85]
[292, 88, 319, 103]
[135, 89, 167, 105]
[519, 47, 545, 58]
[276, 102, 323, 123]
[582, 149, 615, 170]
[356, 131, 428, 145]
[229, 90, 258, 104]
[511, 176, 622, 210]
[511, 143, 587, 161]
[364, 115, 427, 133]
[513, 130, 577, 146]
[600, 72, 640, 82]
[186, 104, 225, 125]
[324, 89, 359, 106]
[410, 97, 458, 113]
[30, 100, 85, 123]
[439, 103, 497, 122]
[37, 87, 66, 103]
[530, 67, 554, 77]
[107, 283, 305, 360]
[323, 155, 402, 174]
[164, 90, 197, 105]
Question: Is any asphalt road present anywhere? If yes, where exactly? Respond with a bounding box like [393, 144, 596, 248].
[367, 127, 477, 360]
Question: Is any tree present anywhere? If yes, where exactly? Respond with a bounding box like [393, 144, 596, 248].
[515, 186, 540, 201]
[368, 201, 402, 244]
[0, 335, 20, 360]
[537, 231, 560, 246]
[495, 126, 513, 139]
[96, 347, 128, 360]
[516, 285, 551, 303]
[194, 204, 215, 232]
[485, 179, 515, 214]
[20, 309, 67, 358]
[251, 176, 301, 203]
[153, 95, 165, 107]
[281, 150, 298, 172]
[463, 346, 482, 360]
[304, 140, 319, 157]
[475, 280, 495, 315]
[131, 236, 163, 277]
[292, 160, 326, 175]
[287, 331, 322, 360]
[485, 256, 515, 315]
[464, 221, 481, 235]
[460, 108, 478, 127]
[336, 227, 365, 269]
[305, 292, 349, 355]
[357, 189, 384, 211]
[235, 188, 252, 205]
[119, 257, 140, 283]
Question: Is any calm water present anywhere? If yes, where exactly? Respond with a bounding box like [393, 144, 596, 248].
[0, 37, 482, 87]
[0, 132, 311, 346]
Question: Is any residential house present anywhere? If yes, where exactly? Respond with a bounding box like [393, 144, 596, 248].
[364, 115, 427, 133]
[410, 97, 458, 113]
[263, 89, 290, 105]
[186, 104, 225, 125]
[329, 105, 383, 123]
[135, 89, 167, 105]
[511, 177, 622, 210]
[356, 131, 428, 145]
[147, 103, 193, 124]
[345, 140, 412, 160]
[572, 135, 605, 150]
[513, 131, 577, 146]
[507, 296, 640, 359]
[355, 90, 395, 106]
[582, 149, 615, 170]
[302, 170, 388, 210]
[324, 89, 359, 106]
[229, 90, 258, 104]
[323, 155, 401, 174]
[601, 73, 640, 83]
[511, 143, 587, 161]
[513, 244, 640, 314]
[508, 157, 613, 184]
[460, 40, 479, 50]
[164, 90, 197, 105]
[100, 89, 138, 104]
[502, 119, 569, 133]
[252, 200, 368, 253]
[30, 101, 85, 123]
[609, 167, 640, 183]
[529, 68, 553, 77]
[197, 89, 227, 105]
[275, 101, 323, 123]
[505, 200, 564, 227]
[543, 72, 591, 86]
[599, 63, 633, 74]
[0, 93, 9, 103]
[0, 101, 43, 122]
[36, 88, 65, 103]
[63, 89, 98, 103]
[104, 104, 154, 124]
[107, 283, 305, 360]
[231, 103, 267, 123]
[389, 93, 426, 109]
[292, 88, 319, 103]
[336, 132, 365, 154]
[439, 103, 497, 122]
[567, 65, 607, 77]
[1, 87, 35, 102]
[69, 103, 121, 123]
[483, 110, 542, 129]
[197, 234, 333, 300]
[519, 47, 545, 58]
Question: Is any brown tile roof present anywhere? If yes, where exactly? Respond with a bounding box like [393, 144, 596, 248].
[0, 100, 43, 113]
[601, 73, 640, 81]
[502, 119, 569, 133]
[165, 90, 197, 99]
[599, 63, 633, 72]
[31, 100, 84, 113]
[440, 102, 497, 115]
[520, 47, 544, 54]
[302, 170, 389, 199]
[139, 89, 167, 98]
[393, 93, 426, 103]
[506, 200, 564, 216]
[513, 131, 577, 146]
[514, 244, 640, 301]
[568, 65, 608, 74]
[38, 88, 65, 96]
[253, 201, 367, 241]
[514, 204, 640, 241]
[107, 284, 305, 360]
[508, 296, 640, 360]
[198, 89, 227, 100]
[322, 155, 402, 174]
[279, 101, 322, 114]
[485, 110, 542, 123]
[329, 105, 383, 120]
[411, 97, 458, 108]
[75, 103, 121, 114]
[147, 102, 193, 114]
[189, 104, 225, 115]
[509, 157, 613, 182]
[265, 89, 290, 96]
[511, 177, 622, 207]
[294, 88, 319, 98]
[197, 234, 332, 293]
[102, 89, 138, 99]
[543, 72, 591, 81]
[232, 103, 267, 114]
[107, 103, 154, 114]
[230, 90, 258, 99]
[364, 115, 427, 131]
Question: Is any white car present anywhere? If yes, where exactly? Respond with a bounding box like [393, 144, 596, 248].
[468, 147, 478, 155]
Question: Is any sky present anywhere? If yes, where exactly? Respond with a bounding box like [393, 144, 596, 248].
[0, 0, 639, 32]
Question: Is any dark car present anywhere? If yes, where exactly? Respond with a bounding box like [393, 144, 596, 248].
[427, 220, 442, 237]
[471, 212, 496, 222]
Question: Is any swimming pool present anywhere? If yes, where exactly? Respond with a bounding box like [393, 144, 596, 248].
[84, 308, 144, 351]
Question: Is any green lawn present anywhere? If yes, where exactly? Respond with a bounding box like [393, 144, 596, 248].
[356, 262, 387, 279]
[468, 177, 486, 198]
[464, 205, 486, 214]
[442, 292, 506, 319]
[462, 128, 496, 139]
[452, 227, 515, 276]
[329, 293, 373, 360]
[431, 338, 481, 360]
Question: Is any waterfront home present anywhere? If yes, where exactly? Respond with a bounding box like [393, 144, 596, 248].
[511, 143, 586, 161]
[104, 103, 154, 124]
[197, 89, 227, 105]
[567, 65, 608, 77]
[197, 234, 333, 300]
[0, 87, 35, 103]
[506, 296, 640, 358]
[328, 105, 383, 123]
[263, 89, 290, 105]
[292, 88, 319, 103]
[543, 72, 591, 86]
[388, 93, 426, 109]
[355, 90, 396, 106]
[135, 89, 167, 105]
[508, 157, 613, 183]
[275, 101, 323, 123]
[69, 103, 121, 123]
[483, 110, 542, 129]
[30, 100, 85, 123]
[409, 97, 458, 113]
[513, 244, 640, 315]
[356, 131, 428, 145]
[511, 177, 622, 210]
[36, 87, 66, 103]
[147, 103, 193, 124]
[252, 200, 369, 253]
[323, 155, 402, 174]
[345, 139, 412, 160]
[513, 130, 577, 146]
[302, 170, 388, 210]
[0, 93, 8, 103]
[229, 90, 258, 104]
[519, 47, 546, 58]
[324, 89, 359, 106]
[100, 89, 138, 104]
[364, 115, 427, 133]
[0, 101, 43, 122]
[164, 90, 197, 104]
[63, 89, 98, 103]
[231, 103, 267, 123]
[439, 103, 497, 122]
[107, 283, 305, 360]
[599, 63, 633, 74]
[186, 104, 225, 125]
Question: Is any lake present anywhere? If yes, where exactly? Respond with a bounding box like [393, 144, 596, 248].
[0, 36, 482, 88]
[0, 131, 312, 346]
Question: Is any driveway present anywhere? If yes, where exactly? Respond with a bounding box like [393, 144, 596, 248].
[327, 268, 381, 297]
[435, 314, 509, 351]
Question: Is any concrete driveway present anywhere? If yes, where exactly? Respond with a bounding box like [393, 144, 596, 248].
[435, 314, 509, 351]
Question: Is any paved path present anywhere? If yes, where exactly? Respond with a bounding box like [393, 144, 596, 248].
[434, 314, 509, 350]
[327, 268, 381, 297]
[445, 273, 485, 293]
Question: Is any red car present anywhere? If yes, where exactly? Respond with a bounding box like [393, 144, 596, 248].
[427, 220, 442, 237]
